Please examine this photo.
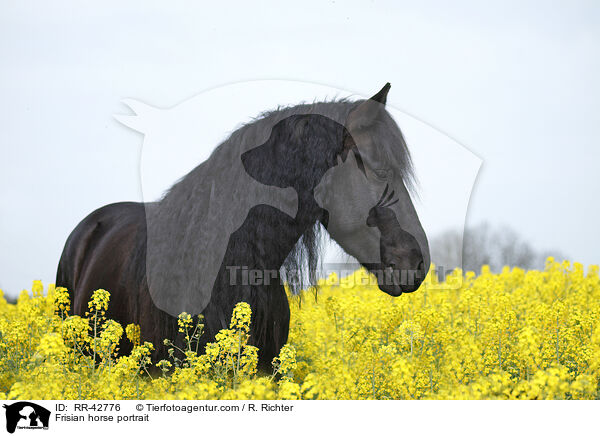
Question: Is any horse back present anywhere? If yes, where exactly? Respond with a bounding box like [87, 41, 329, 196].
[56, 201, 146, 319]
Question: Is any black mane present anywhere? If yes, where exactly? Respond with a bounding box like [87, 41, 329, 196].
[159, 99, 415, 295]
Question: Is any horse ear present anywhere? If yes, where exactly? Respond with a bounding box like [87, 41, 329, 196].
[371, 82, 391, 105]
[346, 83, 391, 131]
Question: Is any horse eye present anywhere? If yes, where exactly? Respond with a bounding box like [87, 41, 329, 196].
[374, 169, 390, 180]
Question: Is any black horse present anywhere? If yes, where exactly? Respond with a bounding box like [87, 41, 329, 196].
[56, 83, 430, 369]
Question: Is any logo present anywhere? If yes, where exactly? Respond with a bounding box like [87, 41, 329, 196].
[3, 402, 50, 433]
[114, 81, 481, 316]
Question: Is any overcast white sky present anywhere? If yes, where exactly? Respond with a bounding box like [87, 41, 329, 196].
[1, 1, 599, 297]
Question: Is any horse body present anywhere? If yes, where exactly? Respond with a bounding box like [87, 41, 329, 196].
[57, 116, 342, 367]
[56, 84, 430, 369]
[57, 201, 305, 365]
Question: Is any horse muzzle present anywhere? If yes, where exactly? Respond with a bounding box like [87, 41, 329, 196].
[365, 259, 429, 296]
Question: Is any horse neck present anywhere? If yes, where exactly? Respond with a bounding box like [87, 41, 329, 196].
[225, 194, 322, 272]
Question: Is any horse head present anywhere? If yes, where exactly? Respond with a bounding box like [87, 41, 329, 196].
[315, 84, 430, 296]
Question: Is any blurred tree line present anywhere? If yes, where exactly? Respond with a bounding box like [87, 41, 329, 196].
[430, 222, 566, 275]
